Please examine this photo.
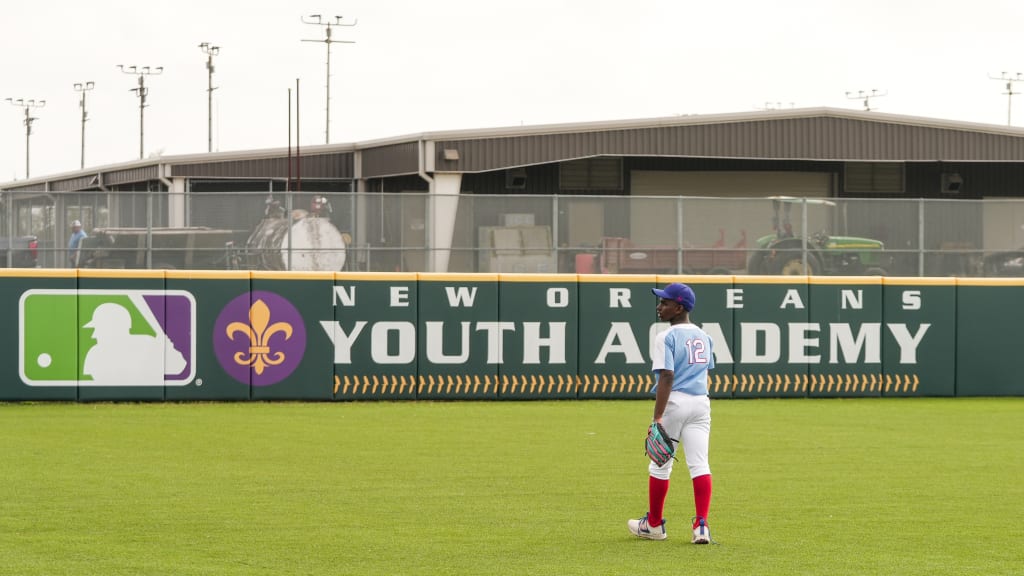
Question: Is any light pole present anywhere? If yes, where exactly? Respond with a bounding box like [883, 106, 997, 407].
[302, 14, 356, 144]
[199, 43, 219, 152]
[118, 65, 163, 159]
[73, 82, 94, 169]
[989, 72, 1024, 126]
[5, 98, 46, 178]
[845, 89, 887, 111]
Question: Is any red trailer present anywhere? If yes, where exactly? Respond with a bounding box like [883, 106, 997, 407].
[598, 230, 747, 275]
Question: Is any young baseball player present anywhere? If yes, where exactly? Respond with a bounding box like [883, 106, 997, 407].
[628, 282, 714, 544]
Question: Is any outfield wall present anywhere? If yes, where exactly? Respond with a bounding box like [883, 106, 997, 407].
[1, 270, 1018, 401]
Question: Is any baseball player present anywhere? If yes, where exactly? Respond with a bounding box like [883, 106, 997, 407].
[628, 282, 714, 544]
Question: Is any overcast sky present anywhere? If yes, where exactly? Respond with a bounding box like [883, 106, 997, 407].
[3, 0, 1024, 182]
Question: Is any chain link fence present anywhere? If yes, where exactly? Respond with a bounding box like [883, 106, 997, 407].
[5, 190, 1024, 277]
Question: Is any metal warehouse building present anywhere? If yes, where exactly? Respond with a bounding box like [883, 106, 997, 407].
[4, 107, 1024, 273]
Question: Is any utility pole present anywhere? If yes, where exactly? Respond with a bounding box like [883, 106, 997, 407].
[199, 43, 219, 152]
[73, 82, 95, 169]
[845, 89, 887, 111]
[5, 98, 46, 179]
[118, 65, 163, 159]
[989, 72, 1024, 126]
[302, 14, 356, 144]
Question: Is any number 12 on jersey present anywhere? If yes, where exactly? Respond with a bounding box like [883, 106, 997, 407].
[685, 338, 708, 364]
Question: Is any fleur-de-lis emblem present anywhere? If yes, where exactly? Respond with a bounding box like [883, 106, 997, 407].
[226, 299, 293, 375]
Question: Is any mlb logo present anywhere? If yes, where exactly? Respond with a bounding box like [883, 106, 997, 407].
[19, 289, 196, 387]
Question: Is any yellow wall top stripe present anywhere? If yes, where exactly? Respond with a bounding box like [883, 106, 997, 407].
[732, 275, 808, 285]
[0, 270, 1018, 286]
[0, 269, 76, 278]
[657, 274, 735, 285]
[956, 277, 1024, 287]
[251, 271, 336, 281]
[807, 276, 882, 286]
[500, 273, 580, 283]
[884, 276, 957, 286]
[77, 269, 166, 279]
[417, 273, 499, 282]
[336, 272, 419, 281]
[165, 270, 251, 280]
[577, 274, 657, 283]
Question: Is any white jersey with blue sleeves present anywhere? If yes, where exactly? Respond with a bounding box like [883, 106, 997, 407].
[651, 323, 715, 395]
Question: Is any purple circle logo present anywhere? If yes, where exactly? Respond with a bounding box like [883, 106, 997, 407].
[213, 291, 306, 386]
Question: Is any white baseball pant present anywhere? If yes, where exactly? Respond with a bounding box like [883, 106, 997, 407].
[648, 390, 711, 480]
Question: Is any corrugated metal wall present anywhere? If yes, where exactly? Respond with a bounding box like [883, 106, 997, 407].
[437, 117, 1024, 174]
[104, 166, 160, 186]
[9, 111, 1024, 201]
[50, 176, 99, 192]
[172, 152, 353, 179]
[361, 142, 419, 178]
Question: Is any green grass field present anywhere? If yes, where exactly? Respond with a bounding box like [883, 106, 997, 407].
[1, 398, 1022, 575]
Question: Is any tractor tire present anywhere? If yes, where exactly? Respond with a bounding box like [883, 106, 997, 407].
[747, 252, 767, 275]
[771, 252, 820, 276]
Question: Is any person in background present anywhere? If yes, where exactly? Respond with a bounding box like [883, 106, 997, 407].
[68, 219, 87, 268]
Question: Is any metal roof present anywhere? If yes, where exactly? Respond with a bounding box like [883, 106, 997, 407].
[5, 107, 1024, 192]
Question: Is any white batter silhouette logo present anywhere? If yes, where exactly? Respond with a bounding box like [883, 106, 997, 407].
[82, 303, 187, 386]
[19, 289, 197, 387]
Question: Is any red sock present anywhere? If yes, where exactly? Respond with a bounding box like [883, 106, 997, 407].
[692, 474, 712, 526]
[648, 476, 670, 527]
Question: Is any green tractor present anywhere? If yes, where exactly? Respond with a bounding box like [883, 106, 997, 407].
[747, 197, 891, 276]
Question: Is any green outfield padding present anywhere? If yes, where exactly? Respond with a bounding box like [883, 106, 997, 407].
[731, 278, 810, 398]
[955, 280, 1024, 396]
[0, 271, 1014, 400]
[576, 276, 655, 400]
[416, 276, 500, 400]
[76, 271, 168, 402]
[2, 271, 80, 401]
[165, 272, 253, 401]
[883, 279, 956, 397]
[330, 274, 419, 401]
[497, 276, 579, 400]
[248, 274, 335, 401]
[808, 280, 883, 398]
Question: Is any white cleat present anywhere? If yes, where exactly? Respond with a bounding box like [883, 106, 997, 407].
[627, 513, 667, 540]
[691, 517, 711, 544]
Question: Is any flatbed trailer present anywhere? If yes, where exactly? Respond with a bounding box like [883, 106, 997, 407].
[599, 237, 746, 274]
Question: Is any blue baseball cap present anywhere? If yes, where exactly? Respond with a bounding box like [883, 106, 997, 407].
[652, 282, 695, 311]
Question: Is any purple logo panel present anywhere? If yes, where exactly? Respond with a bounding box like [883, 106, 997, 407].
[213, 291, 306, 386]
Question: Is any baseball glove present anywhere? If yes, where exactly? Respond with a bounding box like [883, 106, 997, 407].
[645, 421, 677, 466]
